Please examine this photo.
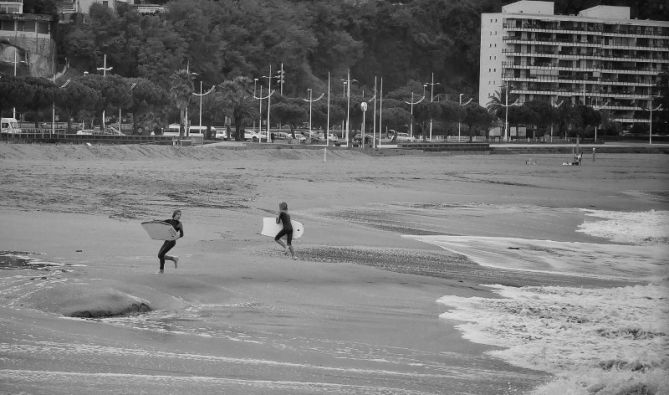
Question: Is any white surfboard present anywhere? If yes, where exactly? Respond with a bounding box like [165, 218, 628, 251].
[141, 220, 179, 241]
[261, 217, 304, 239]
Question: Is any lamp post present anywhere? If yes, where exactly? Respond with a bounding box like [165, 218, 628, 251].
[96, 54, 113, 130]
[253, 78, 259, 132]
[326, 72, 330, 146]
[644, 96, 662, 145]
[501, 81, 521, 142]
[378, 77, 383, 147]
[302, 88, 325, 140]
[425, 73, 440, 141]
[12, 49, 28, 119]
[192, 80, 215, 132]
[260, 66, 277, 142]
[404, 84, 427, 139]
[592, 99, 609, 143]
[458, 93, 473, 141]
[550, 98, 564, 143]
[360, 101, 368, 148]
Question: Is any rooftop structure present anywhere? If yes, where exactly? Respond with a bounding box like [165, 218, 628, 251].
[479, 1, 669, 132]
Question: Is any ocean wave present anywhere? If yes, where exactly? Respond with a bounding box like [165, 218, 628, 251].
[437, 283, 669, 394]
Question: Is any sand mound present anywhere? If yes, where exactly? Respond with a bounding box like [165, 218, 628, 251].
[25, 282, 152, 318]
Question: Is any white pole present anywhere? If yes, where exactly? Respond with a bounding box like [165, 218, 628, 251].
[373, 76, 377, 149]
[308, 88, 312, 136]
[458, 93, 462, 140]
[199, 80, 203, 129]
[504, 81, 509, 142]
[650, 104, 652, 145]
[259, 85, 263, 136]
[429, 72, 434, 141]
[346, 69, 351, 148]
[267, 64, 272, 143]
[326, 72, 330, 146]
[410, 92, 414, 138]
[379, 77, 383, 147]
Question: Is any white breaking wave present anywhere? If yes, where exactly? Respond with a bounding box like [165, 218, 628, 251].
[423, 209, 669, 394]
[577, 209, 669, 245]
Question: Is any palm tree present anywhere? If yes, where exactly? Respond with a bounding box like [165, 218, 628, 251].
[169, 70, 194, 138]
[485, 85, 517, 118]
[216, 76, 257, 141]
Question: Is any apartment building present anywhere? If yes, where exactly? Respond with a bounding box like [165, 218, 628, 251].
[479, 0, 669, 131]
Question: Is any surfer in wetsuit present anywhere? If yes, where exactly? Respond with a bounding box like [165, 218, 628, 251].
[275, 202, 296, 259]
[158, 209, 183, 273]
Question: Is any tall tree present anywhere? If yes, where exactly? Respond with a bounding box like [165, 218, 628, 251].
[215, 76, 257, 141]
[169, 69, 195, 137]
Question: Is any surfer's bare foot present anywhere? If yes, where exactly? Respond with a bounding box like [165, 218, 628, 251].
[173, 257, 179, 268]
[292, 255, 297, 260]
[157, 269, 164, 274]
[284, 249, 289, 256]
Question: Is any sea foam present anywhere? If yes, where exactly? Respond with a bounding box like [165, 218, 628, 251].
[420, 209, 669, 394]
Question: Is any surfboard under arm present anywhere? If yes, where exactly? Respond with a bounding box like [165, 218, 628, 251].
[141, 220, 179, 241]
[260, 217, 304, 239]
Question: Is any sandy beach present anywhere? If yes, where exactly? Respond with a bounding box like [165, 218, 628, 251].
[0, 143, 667, 394]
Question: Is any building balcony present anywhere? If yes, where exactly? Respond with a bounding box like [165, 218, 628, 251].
[502, 38, 668, 52]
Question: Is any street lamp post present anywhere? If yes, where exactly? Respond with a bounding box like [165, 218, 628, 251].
[592, 99, 609, 143]
[360, 101, 368, 148]
[192, 80, 215, 132]
[645, 97, 663, 145]
[550, 98, 564, 143]
[302, 88, 325, 140]
[12, 49, 28, 119]
[458, 93, 473, 141]
[425, 73, 440, 141]
[501, 81, 521, 142]
[96, 54, 113, 131]
[260, 66, 277, 142]
[404, 85, 427, 139]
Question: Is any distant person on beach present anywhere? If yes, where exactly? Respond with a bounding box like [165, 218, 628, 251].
[275, 202, 296, 259]
[158, 209, 183, 273]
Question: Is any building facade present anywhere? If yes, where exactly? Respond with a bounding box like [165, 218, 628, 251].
[0, 10, 56, 79]
[479, 1, 669, 131]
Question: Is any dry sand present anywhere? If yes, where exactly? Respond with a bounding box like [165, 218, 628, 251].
[0, 143, 667, 394]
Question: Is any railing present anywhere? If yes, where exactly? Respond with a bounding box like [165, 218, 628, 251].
[0, 132, 194, 145]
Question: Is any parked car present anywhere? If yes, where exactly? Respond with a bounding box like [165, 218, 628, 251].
[244, 130, 261, 142]
[393, 132, 415, 143]
[75, 129, 94, 135]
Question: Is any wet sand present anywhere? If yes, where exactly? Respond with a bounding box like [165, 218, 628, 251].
[0, 144, 667, 394]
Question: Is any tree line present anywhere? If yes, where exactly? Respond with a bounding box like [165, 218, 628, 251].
[2, 0, 667, 139]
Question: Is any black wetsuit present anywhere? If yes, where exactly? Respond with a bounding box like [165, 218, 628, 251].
[158, 219, 183, 270]
[275, 212, 293, 245]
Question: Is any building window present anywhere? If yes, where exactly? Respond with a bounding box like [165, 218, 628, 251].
[0, 20, 15, 31]
[37, 21, 49, 34]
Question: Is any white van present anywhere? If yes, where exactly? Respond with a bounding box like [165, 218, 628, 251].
[1, 118, 21, 134]
[163, 124, 215, 137]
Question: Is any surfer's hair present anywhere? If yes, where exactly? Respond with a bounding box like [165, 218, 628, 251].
[172, 209, 182, 218]
[279, 202, 288, 211]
